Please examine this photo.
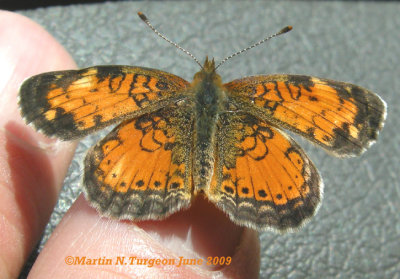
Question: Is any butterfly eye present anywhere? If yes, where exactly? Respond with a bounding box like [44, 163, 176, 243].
[213, 74, 222, 84]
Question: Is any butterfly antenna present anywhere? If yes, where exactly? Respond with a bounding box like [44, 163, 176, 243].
[215, 25, 293, 70]
[138, 12, 203, 68]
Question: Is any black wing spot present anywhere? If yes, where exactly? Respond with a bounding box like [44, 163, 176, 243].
[170, 182, 180, 189]
[224, 185, 235, 194]
[258, 190, 267, 198]
[136, 180, 144, 187]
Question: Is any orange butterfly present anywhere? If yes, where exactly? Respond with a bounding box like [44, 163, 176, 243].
[19, 13, 386, 232]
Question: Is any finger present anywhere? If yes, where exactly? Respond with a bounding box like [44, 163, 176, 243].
[29, 195, 260, 278]
[0, 11, 77, 278]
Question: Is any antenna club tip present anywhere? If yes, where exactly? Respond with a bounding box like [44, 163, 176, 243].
[137, 12, 148, 21]
[281, 26, 293, 33]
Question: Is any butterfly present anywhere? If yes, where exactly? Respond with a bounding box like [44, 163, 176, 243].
[18, 12, 386, 232]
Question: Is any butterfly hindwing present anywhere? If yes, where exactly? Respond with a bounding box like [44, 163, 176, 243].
[19, 65, 189, 140]
[83, 103, 194, 220]
[224, 75, 386, 157]
[207, 113, 322, 231]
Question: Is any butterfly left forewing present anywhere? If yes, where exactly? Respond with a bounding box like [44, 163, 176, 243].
[224, 75, 386, 157]
[207, 113, 322, 232]
[19, 65, 189, 140]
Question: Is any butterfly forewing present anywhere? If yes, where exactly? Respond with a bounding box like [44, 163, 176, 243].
[224, 74, 386, 157]
[19, 65, 189, 140]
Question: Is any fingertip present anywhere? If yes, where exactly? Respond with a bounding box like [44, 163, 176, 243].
[0, 11, 77, 279]
[0, 10, 76, 79]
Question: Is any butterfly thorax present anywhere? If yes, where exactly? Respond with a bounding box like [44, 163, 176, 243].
[191, 57, 227, 192]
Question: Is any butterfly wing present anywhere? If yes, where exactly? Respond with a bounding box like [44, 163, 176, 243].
[224, 75, 386, 157]
[83, 103, 193, 220]
[19, 66, 189, 140]
[207, 113, 321, 231]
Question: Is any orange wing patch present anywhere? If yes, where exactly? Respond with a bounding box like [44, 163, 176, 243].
[225, 75, 386, 156]
[208, 113, 321, 231]
[83, 104, 193, 220]
[19, 66, 189, 140]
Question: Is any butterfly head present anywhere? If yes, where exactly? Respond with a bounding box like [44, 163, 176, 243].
[192, 57, 222, 87]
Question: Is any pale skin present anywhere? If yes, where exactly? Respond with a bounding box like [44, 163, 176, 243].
[0, 11, 260, 278]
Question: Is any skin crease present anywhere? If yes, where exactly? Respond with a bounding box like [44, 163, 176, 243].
[0, 11, 260, 278]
